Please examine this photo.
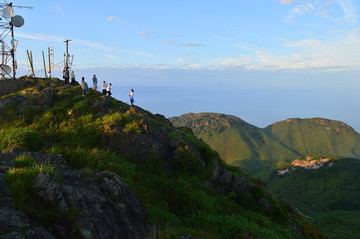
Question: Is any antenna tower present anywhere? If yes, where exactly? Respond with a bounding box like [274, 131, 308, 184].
[0, 1, 32, 79]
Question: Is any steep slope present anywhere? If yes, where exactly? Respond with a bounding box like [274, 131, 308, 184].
[170, 113, 360, 174]
[261, 156, 360, 239]
[0, 77, 330, 239]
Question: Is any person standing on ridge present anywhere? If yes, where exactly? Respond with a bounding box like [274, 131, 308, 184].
[81, 77, 89, 96]
[107, 83, 112, 97]
[102, 81, 107, 95]
[128, 89, 134, 106]
[92, 74, 98, 90]
[70, 71, 76, 87]
[63, 68, 70, 86]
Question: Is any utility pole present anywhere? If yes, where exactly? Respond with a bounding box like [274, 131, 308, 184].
[48, 47, 53, 78]
[10, 2, 15, 80]
[42, 50, 47, 78]
[63, 39, 71, 70]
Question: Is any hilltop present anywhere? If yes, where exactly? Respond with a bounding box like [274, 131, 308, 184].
[170, 113, 360, 175]
[0, 77, 330, 239]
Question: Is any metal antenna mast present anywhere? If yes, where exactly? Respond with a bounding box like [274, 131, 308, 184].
[0, 1, 32, 79]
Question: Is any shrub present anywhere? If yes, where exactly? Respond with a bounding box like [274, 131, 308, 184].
[123, 121, 140, 135]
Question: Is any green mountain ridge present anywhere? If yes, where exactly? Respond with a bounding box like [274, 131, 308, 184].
[0, 77, 330, 239]
[169, 113, 360, 175]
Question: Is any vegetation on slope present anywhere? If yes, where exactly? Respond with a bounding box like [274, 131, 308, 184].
[261, 156, 360, 239]
[0, 77, 330, 238]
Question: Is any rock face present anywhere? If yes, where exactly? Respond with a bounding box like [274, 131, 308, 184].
[0, 148, 149, 239]
[0, 95, 28, 121]
[0, 153, 56, 238]
[212, 158, 250, 195]
[0, 79, 29, 97]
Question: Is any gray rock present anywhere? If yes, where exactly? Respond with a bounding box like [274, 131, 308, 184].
[0, 148, 149, 239]
[219, 170, 233, 188]
[0, 207, 30, 231]
[178, 234, 193, 239]
[33, 173, 69, 214]
[232, 175, 250, 195]
[0, 79, 29, 97]
[25, 227, 56, 239]
[259, 198, 269, 210]
[0, 231, 26, 239]
[212, 158, 250, 195]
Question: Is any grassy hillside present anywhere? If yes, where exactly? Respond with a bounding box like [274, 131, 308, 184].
[170, 113, 360, 175]
[265, 118, 360, 159]
[261, 157, 360, 239]
[0, 77, 330, 239]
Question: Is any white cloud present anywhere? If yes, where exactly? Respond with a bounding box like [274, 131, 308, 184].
[107, 16, 128, 23]
[139, 31, 153, 39]
[15, 32, 153, 57]
[232, 43, 253, 51]
[285, 3, 315, 21]
[117, 19, 128, 23]
[52, 4, 63, 13]
[161, 40, 176, 44]
[337, 0, 358, 23]
[280, 0, 295, 4]
[105, 54, 117, 59]
[180, 43, 206, 47]
[221, 29, 360, 71]
[107, 16, 117, 22]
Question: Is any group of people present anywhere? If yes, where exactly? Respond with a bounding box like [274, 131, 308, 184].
[63, 68, 77, 87]
[64, 69, 135, 105]
[101, 81, 112, 96]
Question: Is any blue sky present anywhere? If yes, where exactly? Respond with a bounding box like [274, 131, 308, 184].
[4, 0, 360, 131]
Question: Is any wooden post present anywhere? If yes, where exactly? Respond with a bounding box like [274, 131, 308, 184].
[48, 47, 51, 78]
[26, 50, 35, 77]
[42, 51, 47, 78]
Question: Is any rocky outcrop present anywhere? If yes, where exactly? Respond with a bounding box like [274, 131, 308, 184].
[0, 148, 149, 239]
[277, 156, 334, 176]
[102, 124, 172, 161]
[102, 109, 207, 172]
[0, 79, 30, 97]
[0, 154, 56, 238]
[23, 85, 54, 108]
[212, 158, 250, 195]
[0, 95, 28, 121]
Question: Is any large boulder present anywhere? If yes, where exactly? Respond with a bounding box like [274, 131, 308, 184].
[0, 148, 150, 239]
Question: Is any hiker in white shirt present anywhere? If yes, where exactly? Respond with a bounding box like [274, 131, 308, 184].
[107, 83, 112, 96]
